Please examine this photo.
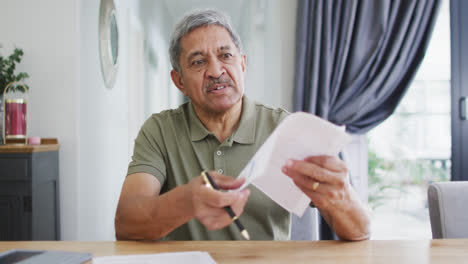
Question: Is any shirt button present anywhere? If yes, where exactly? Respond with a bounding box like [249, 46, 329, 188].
[216, 150, 222, 156]
[217, 169, 223, 174]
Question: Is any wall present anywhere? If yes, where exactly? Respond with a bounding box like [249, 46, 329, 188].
[77, 0, 174, 240]
[241, 0, 297, 111]
[0, 0, 80, 240]
[162, 0, 298, 111]
[1, 0, 174, 240]
[343, 135, 369, 202]
[77, 0, 128, 240]
[0, 0, 314, 240]
[139, 0, 181, 116]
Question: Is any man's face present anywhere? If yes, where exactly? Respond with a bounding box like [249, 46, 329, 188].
[171, 25, 246, 115]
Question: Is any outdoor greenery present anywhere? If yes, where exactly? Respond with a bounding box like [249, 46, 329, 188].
[0, 48, 29, 95]
[368, 149, 397, 210]
[368, 146, 450, 210]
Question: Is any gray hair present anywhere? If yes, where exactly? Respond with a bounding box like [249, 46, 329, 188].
[169, 9, 243, 74]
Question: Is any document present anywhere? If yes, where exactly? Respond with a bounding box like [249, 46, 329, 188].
[236, 112, 351, 217]
[92, 251, 217, 264]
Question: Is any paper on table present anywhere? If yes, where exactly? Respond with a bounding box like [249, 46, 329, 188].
[92, 251, 217, 264]
[235, 112, 351, 217]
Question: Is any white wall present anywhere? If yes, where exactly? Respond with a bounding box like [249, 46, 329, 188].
[139, 0, 180, 116]
[77, 0, 174, 240]
[0, 0, 298, 240]
[162, 0, 298, 111]
[278, 0, 298, 112]
[343, 135, 369, 203]
[77, 0, 129, 240]
[0, 0, 81, 240]
[1, 0, 174, 240]
[241, 0, 297, 111]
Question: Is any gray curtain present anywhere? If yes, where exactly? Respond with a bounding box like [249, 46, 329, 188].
[292, 0, 440, 240]
[294, 0, 441, 134]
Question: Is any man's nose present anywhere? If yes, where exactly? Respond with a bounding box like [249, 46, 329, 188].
[206, 59, 226, 79]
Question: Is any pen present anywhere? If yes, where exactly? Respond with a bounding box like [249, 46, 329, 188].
[201, 170, 250, 240]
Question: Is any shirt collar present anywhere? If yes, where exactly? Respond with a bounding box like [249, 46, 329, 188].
[189, 101, 212, 141]
[189, 96, 256, 144]
[232, 96, 256, 144]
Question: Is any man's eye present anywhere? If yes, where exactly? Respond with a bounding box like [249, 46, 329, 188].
[221, 53, 232, 59]
[191, 60, 205, 66]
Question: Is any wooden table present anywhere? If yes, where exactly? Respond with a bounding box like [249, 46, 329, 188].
[0, 240, 467, 263]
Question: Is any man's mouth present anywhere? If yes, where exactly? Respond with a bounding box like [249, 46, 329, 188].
[207, 84, 230, 92]
[205, 78, 235, 92]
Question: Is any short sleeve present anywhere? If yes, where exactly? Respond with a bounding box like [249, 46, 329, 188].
[273, 107, 290, 125]
[127, 116, 166, 185]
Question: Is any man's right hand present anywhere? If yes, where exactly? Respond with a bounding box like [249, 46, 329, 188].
[186, 171, 250, 230]
[115, 171, 250, 240]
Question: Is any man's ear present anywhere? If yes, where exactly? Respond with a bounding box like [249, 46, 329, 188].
[241, 54, 247, 72]
[170, 70, 187, 95]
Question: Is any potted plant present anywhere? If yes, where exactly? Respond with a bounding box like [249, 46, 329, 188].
[0, 47, 30, 144]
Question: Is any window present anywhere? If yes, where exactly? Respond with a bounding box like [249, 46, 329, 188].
[367, 0, 451, 239]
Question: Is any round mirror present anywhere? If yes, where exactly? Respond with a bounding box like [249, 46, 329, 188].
[99, 0, 119, 89]
[109, 11, 119, 66]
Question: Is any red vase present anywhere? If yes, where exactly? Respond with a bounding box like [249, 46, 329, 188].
[5, 99, 27, 139]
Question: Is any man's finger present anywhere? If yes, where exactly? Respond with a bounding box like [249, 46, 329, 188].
[230, 189, 250, 216]
[304, 155, 347, 173]
[288, 170, 323, 192]
[290, 172, 336, 197]
[201, 187, 249, 208]
[283, 159, 335, 184]
[207, 171, 245, 190]
[201, 213, 234, 230]
[294, 181, 327, 208]
[197, 189, 250, 230]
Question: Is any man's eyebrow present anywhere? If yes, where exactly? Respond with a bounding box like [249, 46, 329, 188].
[186, 45, 233, 61]
[218, 45, 231, 51]
[187, 51, 203, 61]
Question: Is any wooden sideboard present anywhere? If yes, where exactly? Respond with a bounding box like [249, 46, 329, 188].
[0, 143, 60, 240]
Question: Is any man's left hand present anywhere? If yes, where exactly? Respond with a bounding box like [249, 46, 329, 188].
[282, 156, 349, 210]
[282, 155, 371, 241]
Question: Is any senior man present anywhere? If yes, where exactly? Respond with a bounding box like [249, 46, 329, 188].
[115, 9, 370, 241]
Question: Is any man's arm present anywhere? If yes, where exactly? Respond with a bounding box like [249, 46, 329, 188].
[115, 172, 250, 240]
[282, 156, 371, 241]
[115, 172, 191, 240]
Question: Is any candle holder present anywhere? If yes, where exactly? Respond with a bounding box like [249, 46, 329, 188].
[2, 82, 28, 144]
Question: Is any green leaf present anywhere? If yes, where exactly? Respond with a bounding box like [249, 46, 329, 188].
[17, 85, 26, 93]
[0, 47, 29, 94]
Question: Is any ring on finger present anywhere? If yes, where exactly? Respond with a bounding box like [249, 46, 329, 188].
[312, 182, 320, 191]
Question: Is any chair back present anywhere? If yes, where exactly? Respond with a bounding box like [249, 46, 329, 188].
[428, 181, 468, 238]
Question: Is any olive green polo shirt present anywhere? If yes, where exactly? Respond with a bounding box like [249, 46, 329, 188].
[127, 96, 290, 240]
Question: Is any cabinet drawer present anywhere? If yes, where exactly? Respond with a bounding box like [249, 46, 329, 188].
[0, 158, 29, 180]
[0, 195, 22, 240]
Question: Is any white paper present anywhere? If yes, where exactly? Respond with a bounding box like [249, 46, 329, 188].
[93, 251, 217, 264]
[236, 112, 351, 217]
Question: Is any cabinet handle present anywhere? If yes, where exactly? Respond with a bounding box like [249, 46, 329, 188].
[460, 97, 467, 120]
[23, 196, 32, 213]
